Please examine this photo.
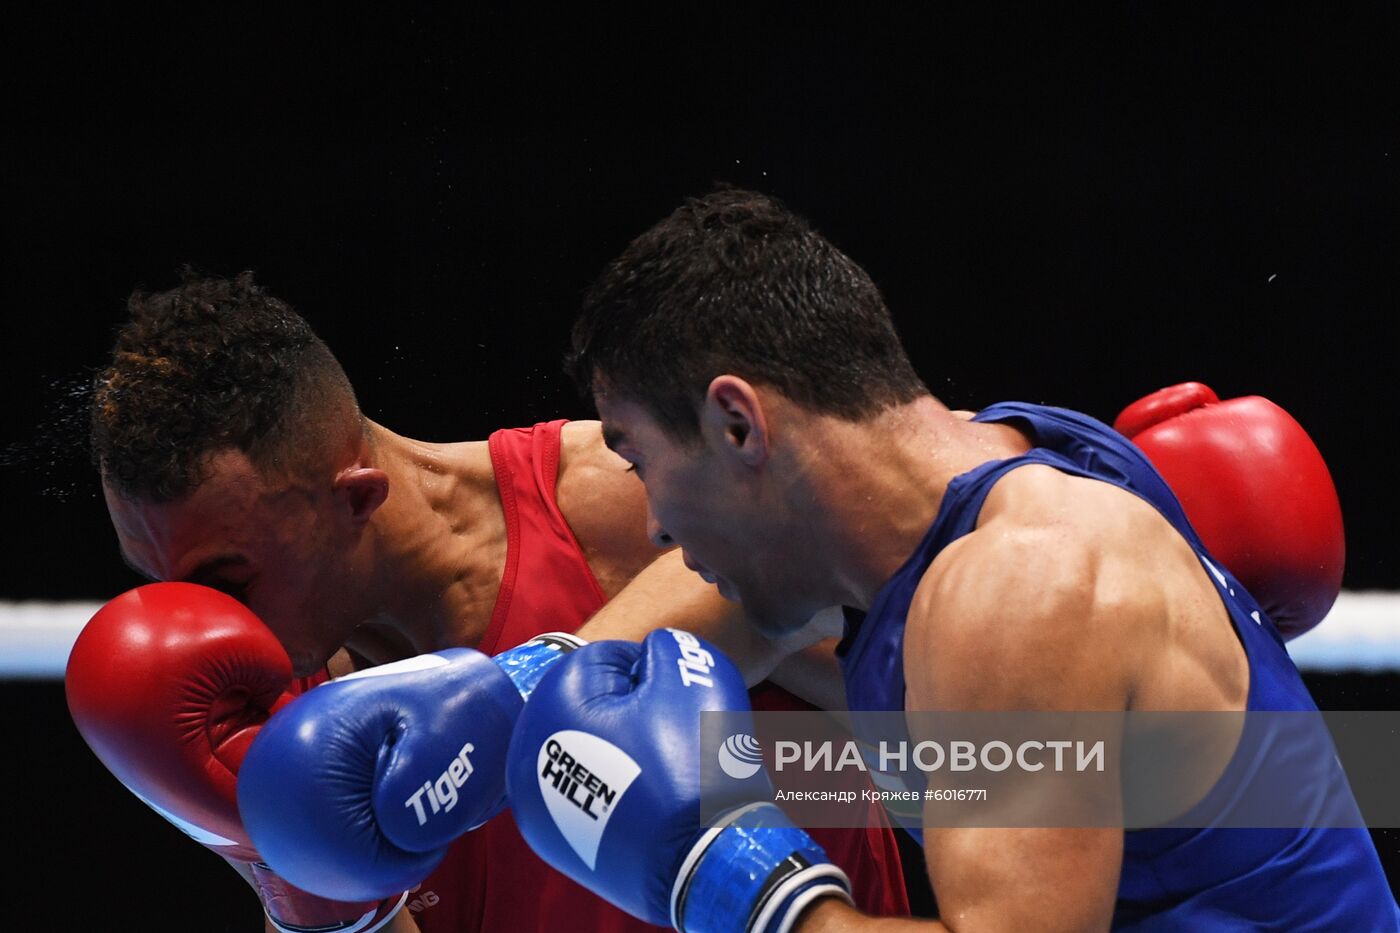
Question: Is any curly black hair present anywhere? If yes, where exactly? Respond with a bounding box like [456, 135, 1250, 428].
[91, 270, 359, 501]
[567, 188, 928, 440]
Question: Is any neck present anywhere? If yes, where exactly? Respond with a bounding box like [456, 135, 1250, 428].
[790, 397, 1029, 609]
[354, 421, 506, 655]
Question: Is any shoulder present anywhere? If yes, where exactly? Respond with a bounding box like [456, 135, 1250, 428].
[904, 465, 1162, 711]
[555, 420, 662, 592]
[556, 420, 641, 505]
[558, 420, 614, 470]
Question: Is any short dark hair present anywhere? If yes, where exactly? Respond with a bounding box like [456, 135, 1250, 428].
[567, 188, 928, 439]
[91, 270, 360, 501]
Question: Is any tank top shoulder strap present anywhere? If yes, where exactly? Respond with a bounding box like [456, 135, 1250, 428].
[480, 420, 607, 655]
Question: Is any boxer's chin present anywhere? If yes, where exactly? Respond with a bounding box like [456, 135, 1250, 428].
[741, 592, 816, 640]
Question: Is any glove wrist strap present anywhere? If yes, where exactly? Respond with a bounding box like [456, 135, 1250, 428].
[670, 802, 853, 933]
[495, 632, 587, 700]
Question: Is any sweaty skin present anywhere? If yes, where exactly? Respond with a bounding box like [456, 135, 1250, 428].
[598, 378, 1249, 933]
[105, 417, 828, 933]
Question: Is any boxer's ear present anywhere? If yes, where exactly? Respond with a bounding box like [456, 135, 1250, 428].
[703, 375, 768, 467]
[332, 467, 389, 525]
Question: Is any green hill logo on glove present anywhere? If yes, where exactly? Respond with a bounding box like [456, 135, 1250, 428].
[537, 730, 642, 869]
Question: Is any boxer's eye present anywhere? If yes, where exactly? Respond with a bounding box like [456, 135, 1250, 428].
[186, 555, 253, 601]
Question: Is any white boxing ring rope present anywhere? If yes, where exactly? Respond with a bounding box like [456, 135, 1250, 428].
[1, 593, 1399, 679]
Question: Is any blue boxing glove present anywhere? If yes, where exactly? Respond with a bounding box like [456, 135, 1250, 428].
[238, 632, 584, 901]
[507, 629, 853, 932]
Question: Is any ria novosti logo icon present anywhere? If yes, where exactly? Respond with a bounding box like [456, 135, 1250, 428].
[718, 732, 763, 779]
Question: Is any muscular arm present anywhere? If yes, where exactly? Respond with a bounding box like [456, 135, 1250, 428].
[574, 546, 830, 688]
[903, 543, 1127, 933]
[766, 625, 849, 710]
[795, 500, 1140, 931]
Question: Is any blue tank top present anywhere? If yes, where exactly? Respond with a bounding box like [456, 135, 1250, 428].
[836, 401, 1397, 930]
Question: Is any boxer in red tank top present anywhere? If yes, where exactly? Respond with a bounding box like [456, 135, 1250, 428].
[91, 274, 907, 931]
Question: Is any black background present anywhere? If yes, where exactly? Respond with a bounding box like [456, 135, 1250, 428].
[2, 4, 1396, 929]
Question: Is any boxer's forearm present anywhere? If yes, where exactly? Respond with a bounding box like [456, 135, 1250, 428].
[767, 634, 849, 710]
[575, 548, 810, 686]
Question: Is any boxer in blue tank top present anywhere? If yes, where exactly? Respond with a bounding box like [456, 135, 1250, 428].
[570, 189, 1398, 931]
[837, 401, 1397, 930]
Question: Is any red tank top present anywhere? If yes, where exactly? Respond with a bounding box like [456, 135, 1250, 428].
[410, 421, 908, 931]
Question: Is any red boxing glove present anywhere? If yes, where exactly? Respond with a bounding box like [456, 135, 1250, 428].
[1114, 382, 1345, 640]
[65, 583, 405, 932]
